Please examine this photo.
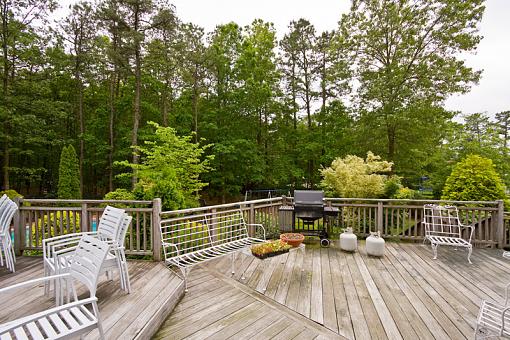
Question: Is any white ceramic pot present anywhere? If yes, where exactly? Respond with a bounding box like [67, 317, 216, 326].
[339, 227, 357, 252]
[366, 231, 385, 257]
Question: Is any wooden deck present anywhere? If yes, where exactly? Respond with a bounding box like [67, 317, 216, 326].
[158, 242, 509, 340]
[0, 256, 184, 339]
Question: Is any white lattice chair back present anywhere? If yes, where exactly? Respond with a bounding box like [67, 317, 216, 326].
[423, 204, 462, 238]
[70, 234, 110, 296]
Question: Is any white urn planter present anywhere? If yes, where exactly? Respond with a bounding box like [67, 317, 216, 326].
[366, 231, 385, 257]
[339, 227, 357, 252]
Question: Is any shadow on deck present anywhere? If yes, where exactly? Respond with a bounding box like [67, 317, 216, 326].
[157, 242, 508, 340]
[0, 257, 184, 339]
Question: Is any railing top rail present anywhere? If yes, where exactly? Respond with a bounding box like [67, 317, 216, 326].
[160, 197, 283, 217]
[20, 199, 153, 205]
[324, 198, 501, 205]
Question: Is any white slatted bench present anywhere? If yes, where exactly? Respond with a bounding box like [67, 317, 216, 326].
[160, 208, 266, 290]
[422, 204, 475, 264]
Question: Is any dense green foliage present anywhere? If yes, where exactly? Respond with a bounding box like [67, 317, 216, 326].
[117, 122, 212, 209]
[320, 152, 395, 198]
[1, 0, 507, 204]
[441, 155, 506, 202]
[57, 145, 81, 199]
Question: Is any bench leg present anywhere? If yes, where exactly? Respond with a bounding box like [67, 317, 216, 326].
[180, 267, 190, 292]
[468, 245, 473, 264]
[431, 243, 438, 260]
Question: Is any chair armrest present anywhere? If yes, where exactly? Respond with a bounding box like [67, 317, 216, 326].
[0, 296, 98, 333]
[43, 232, 97, 259]
[502, 306, 510, 333]
[460, 224, 475, 243]
[0, 273, 70, 294]
[246, 223, 266, 240]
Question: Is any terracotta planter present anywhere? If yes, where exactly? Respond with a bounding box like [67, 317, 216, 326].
[280, 233, 305, 247]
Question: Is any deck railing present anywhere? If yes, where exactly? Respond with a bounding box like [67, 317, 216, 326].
[8, 196, 508, 260]
[12, 198, 157, 258]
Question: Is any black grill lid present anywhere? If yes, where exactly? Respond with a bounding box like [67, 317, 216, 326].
[294, 190, 324, 206]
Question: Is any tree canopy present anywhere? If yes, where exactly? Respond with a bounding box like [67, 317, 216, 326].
[2, 0, 507, 205]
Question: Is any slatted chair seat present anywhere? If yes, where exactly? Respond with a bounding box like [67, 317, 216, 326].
[422, 204, 475, 263]
[160, 208, 266, 290]
[0, 235, 110, 340]
[0, 298, 98, 340]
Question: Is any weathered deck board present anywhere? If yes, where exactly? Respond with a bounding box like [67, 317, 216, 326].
[177, 241, 508, 340]
[0, 256, 183, 340]
[155, 266, 343, 340]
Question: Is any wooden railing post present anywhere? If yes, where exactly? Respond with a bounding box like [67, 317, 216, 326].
[81, 203, 88, 233]
[496, 200, 505, 248]
[152, 198, 162, 261]
[13, 197, 22, 256]
[249, 203, 255, 237]
[377, 201, 384, 234]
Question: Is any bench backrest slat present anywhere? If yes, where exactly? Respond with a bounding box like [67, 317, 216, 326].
[423, 204, 462, 238]
[160, 209, 249, 260]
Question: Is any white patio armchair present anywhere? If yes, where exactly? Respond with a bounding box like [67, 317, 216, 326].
[476, 282, 510, 339]
[0, 195, 17, 272]
[0, 234, 110, 339]
[43, 206, 132, 298]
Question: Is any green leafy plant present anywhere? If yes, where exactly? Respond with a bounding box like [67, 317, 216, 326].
[441, 155, 507, 202]
[320, 152, 393, 198]
[251, 240, 291, 257]
[117, 122, 214, 210]
[57, 145, 81, 199]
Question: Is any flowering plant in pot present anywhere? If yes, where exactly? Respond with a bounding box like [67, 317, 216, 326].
[251, 240, 292, 259]
[279, 233, 305, 247]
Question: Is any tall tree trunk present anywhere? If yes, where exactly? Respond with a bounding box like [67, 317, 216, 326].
[1, 0, 9, 190]
[192, 66, 199, 143]
[162, 82, 168, 126]
[75, 74, 84, 196]
[108, 73, 116, 192]
[131, 5, 141, 189]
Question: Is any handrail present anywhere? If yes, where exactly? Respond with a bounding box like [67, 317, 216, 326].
[160, 197, 283, 216]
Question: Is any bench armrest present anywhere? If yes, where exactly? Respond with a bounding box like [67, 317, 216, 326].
[502, 306, 510, 333]
[162, 241, 180, 258]
[246, 223, 266, 240]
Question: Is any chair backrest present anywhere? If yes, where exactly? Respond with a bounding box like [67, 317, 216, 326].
[116, 213, 132, 248]
[97, 206, 126, 242]
[69, 234, 110, 296]
[423, 204, 462, 238]
[0, 199, 17, 235]
[0, 194, 7, 214]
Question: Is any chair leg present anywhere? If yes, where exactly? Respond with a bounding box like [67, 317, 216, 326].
[231, 252, 235, 275]
[431, 243, 438, 260]
[468, 245, 473, 264]
[93, 301, 105, 340]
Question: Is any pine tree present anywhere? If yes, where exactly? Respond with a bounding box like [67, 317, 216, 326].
[57, 145, 82, 199]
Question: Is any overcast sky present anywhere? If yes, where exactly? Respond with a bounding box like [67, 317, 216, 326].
[56, 0, 510, 116]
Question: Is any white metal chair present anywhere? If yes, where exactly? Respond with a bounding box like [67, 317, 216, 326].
[0, 197, 17, 272]
[0, 234, 110, 339]
[422, 204, 475, 263]
[43, 206, 132, 296]
[476, 282, 510, 339]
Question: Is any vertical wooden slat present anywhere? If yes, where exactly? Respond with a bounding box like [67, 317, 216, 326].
[143, 212, 147, 251]
[136, 211, 140, 251]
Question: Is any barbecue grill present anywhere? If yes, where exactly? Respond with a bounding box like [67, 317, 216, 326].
[292, 190, 339, 247]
